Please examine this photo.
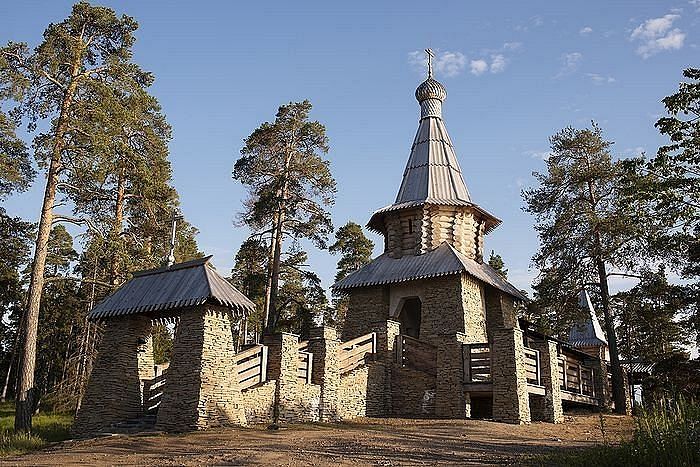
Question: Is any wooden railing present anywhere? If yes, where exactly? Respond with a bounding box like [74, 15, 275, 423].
[143, 371, 167, 413]
[235, 344, 268, 390]
[463, 343, 491, 383]
[523, 347, 541, 386]
[558, 355, 595, 397]
[338, 332, 377, 374]
[396, 335, 437, 376]
[298, 350, 313, 384]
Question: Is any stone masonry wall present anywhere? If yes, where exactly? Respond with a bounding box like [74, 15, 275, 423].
[156, 306, 246, 431]
[530, 339, 563, 423]
[435, 333, 470, 418]
[460, 275, 488, 343]
[73, 315, 153, 435]
[264, 332, 321, 424]
[343, 286, 390, 340]
[239, 380, 276, 424]
[337, 361, 390, 419]
[491, 327, 531, 424]
[308, 327, 340, 422]
[391, 365, 436, 417]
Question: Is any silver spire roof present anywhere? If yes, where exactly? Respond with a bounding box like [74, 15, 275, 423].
[368, 50, 500, 233]
[395, 62, 471, 205]
[569, 290, 608, 347]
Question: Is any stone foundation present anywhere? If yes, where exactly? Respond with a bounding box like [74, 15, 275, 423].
[156, 306, 246, 431]
[491, 327, 530, 424]
[530, 339, 563, 423]
[73, 315, 154, 435]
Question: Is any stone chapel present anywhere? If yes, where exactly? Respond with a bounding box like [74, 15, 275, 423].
[335, 51, 526, 347]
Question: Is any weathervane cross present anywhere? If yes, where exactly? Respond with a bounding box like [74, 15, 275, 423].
[425, 48, 434, 79]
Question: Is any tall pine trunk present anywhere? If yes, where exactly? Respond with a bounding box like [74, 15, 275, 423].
[595, 256, 628, 414]
[14, 55, 82, 433]
[109, 165, 126, 285]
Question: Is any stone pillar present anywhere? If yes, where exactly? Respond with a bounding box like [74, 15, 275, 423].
[73, 315, 153, 435]
[308, 326, 340, 422]
[591, 358, 611, 411]
[491, 328, 531, 424]
[156, 306, 246, 431]
[264, 332, 301, 424]
[371, 319, 401, 363]
[435, 333, 470, 418]
[530, 339, 563, 423]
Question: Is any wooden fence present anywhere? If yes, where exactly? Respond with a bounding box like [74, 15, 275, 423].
[396, 334, 437, 376]
[298, 349, 313, 384]
[143, 372, 167, 413]
[338, 332, 377, 374]
[558, 354, 595, 397]
[463, 343, 491, 383]
[523, 347, 541, 386]
[235, 344, 268, 391]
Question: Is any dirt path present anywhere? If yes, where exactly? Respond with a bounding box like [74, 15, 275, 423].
[6, 414, 632, 466]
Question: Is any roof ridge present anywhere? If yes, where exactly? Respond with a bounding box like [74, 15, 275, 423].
[132, 255, 213, 278]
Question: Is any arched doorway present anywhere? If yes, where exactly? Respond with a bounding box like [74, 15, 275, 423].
[398, 297, 422, 338]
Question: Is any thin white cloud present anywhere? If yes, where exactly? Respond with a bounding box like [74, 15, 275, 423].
[524, 149, 552, 160]
[470, 59, 488, 76]
[580, 26, 593, 35]
[503, 41, 522, 50]
[556, 52, 582, 77]
[630, 14, 686, 58]
[408, 50, 467, 77]
[490, 54, 507, 73]
[435, 51, 467, 77]
[587, 73, 616, 84]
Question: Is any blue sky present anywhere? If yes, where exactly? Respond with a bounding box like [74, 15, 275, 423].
[1, 1, 698, 295]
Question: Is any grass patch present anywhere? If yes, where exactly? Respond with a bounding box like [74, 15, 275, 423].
[0, 401, 73, 456]
[531, 399, 700, 466]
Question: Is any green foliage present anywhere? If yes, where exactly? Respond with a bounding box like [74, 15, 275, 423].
[276, 246, 330, 338]
[233, 100, 336, 332]
[329, 221, 374, 283]
[0, 112, 33, 198]
[0, 401, 71, 456]
[532, 399, 700, 466]
[522, 124, 651, 334]
[234, 100, 336, 248]
[614, 268, 692, 362]
[152, 325, 173, 365]
[487, 250, 508, 279]
[643, 353, 700, 402]
[230, 238, 268, 336]
[329, 221, 374, 328]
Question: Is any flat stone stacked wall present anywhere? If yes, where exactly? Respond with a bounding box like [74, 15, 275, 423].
[263, 332, 321, 423]
[156, 306, 246, 431]
[239, 380, 276, 423]
[337, 361, 390, 419]
[73, 315, 154, 435]
[530, 339, 564, 423]
[391, 365, 436, 417]
[491, 327, 531, 424]
[435, 333, 469, 418]
[343, 286, 389, 340]
[308, 327, 340, 421]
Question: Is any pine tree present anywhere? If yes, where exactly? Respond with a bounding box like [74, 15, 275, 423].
[522, 123, 653, 414]
[487, 250, 508, 279]
[329, 221, 374, 328]
[614, 268, 691, 362]
[0, 2, 160, 431]
[233, 100, 336, 333]
[230, 238, 269, 338]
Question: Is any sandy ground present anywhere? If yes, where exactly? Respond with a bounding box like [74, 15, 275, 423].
[5, 414, 633, 466]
